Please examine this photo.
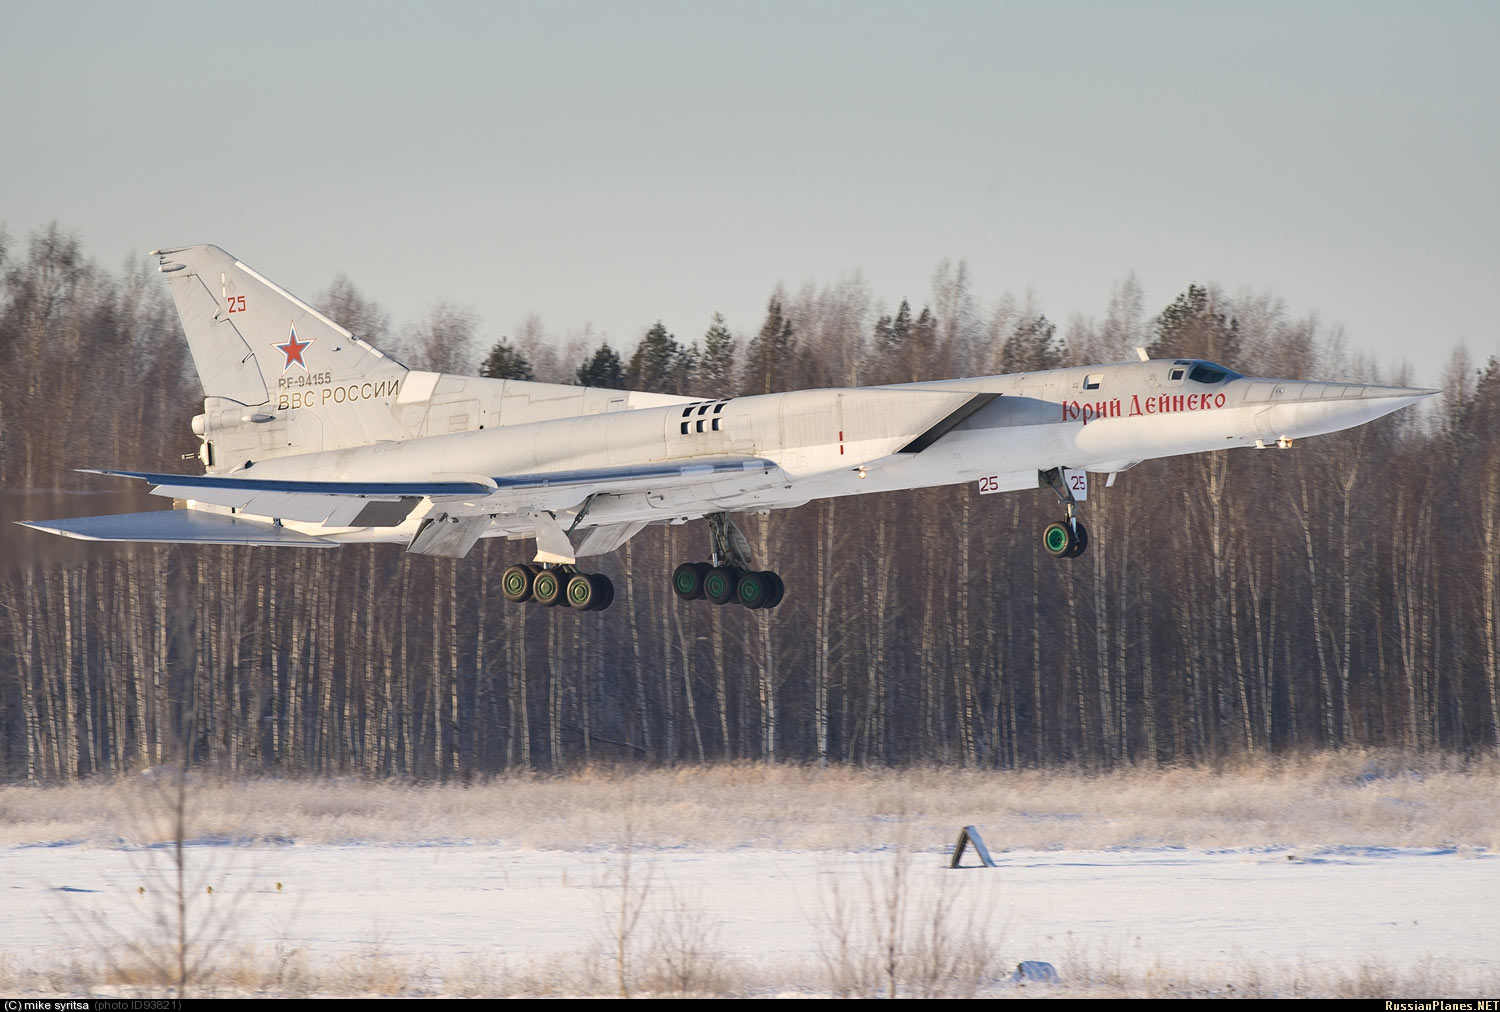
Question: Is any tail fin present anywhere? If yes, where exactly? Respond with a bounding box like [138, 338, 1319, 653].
[153, 245, 409, 468]
[152, 245, 404, 406]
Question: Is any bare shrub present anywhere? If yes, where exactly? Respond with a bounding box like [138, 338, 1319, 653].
[816, 846, 999, 998]
[591, 813, 654, 998]
[54, 760, 253, 997]
[639, 885, 737, 996]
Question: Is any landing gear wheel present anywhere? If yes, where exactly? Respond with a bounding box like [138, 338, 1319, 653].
[1066, 521, 1090, 558]
[501, 563, 536, 603]
[532, 568, 564, 606]
[763, 571, 785, 609]
[1043, 522, 1075, 558]
[673, 562, 706, 601]
[736, 570, 771, 610]
[703, 566, 740, 605]
[566, 572, 602, 611]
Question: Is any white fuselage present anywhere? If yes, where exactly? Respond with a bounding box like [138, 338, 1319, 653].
[189, 359, 1430, 551]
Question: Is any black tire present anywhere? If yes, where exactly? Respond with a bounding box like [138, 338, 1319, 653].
[1043, 521, 1075, 558]
[672, 562, 706, 601]
[764, 571, 785, 609]
[703, 566, 740, 605]
[532, 568, 564, 606]
[590, 574, 615, 611]
[1067, 521, 1090, 558]
[500, 563, 535, 603]
[737, 570, 770, 610]
[566, 572, 598, 610]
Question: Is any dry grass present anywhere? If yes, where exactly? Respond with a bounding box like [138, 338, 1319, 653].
[1034, 942, 1500, 999]
[0, 750, 1496, 851]
[3, 944, 436, 998]
[11, 943, 1494, 999]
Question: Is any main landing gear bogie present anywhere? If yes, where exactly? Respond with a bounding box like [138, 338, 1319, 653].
[672, 561, 785, 610]
[500, 563, 615, 612]
[672, 512, 787, 610]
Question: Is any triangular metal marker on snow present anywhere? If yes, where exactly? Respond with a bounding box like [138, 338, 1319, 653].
[949, 825, 996, 868]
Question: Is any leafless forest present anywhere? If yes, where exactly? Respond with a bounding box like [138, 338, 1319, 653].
[1, 226, 1497, 781]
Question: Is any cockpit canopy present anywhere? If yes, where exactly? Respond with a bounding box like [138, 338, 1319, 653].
[1170, 360, 1241, 384]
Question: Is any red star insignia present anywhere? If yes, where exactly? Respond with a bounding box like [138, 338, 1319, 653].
[275, 325, 314, 372]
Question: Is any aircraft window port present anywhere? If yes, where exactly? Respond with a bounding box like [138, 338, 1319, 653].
[682, 407, 694, 418]
[1083, 375, 1102, 390]
[714, 403, 726, 413]
[698, 404, 711, 415]
[697, 420, 706, 433]
[680, 422, 690, 434]
[712, 418, 721, 431]
[1168, 367, 1185, 381]
[1189, 364, 1228, 384]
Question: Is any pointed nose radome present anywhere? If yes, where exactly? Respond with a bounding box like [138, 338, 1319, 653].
[1262, 383, 1438, 441]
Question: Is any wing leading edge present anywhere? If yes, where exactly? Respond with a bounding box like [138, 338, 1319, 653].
[17, 509, 337, 546]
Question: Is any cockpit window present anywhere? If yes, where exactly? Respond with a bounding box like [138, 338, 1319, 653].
[1168, 367, 1185, 381]
[1188, 364, 1234, 384]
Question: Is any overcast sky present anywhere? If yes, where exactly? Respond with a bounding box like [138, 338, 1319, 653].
[2, 0, 1494, 383]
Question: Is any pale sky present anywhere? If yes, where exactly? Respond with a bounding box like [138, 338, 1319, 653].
[2, 0, 1495, 383]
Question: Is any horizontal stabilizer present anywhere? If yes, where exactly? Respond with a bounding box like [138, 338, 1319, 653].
[16, 510, 336, 547]
[82, 469, 494, 498]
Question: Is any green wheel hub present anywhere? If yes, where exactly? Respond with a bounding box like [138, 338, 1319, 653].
[738, 574, 765, 606]
[534, 571, 559, 600]
[1044, 523, 1071, 556]
[568, 576, 592, 606]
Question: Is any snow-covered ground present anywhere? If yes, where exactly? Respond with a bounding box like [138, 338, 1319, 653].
[3, 759, 1497, 996]
[6, 841, 1497, 996]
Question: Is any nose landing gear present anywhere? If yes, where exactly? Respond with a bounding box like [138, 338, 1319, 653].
[1040, 467, 1090, 559]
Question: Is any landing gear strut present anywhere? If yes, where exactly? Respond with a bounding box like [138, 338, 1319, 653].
[672, 512, 785, 609]
[1040, 467, 1090, 559]
[500, 562, 615, 611]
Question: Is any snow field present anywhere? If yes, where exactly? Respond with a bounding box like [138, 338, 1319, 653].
[2, 754, 1497, 996]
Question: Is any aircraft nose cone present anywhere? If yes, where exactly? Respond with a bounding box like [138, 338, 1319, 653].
[1257, 381, 1437, 441]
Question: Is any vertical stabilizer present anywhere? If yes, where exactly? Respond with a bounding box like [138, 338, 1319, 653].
[152, 245, 405, 405]
[152, 245, 410, 466]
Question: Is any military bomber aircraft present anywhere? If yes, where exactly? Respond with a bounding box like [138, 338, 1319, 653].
[20, 245, 1435, 612]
